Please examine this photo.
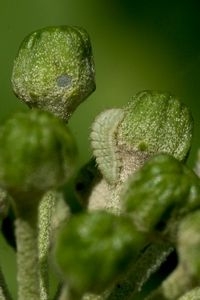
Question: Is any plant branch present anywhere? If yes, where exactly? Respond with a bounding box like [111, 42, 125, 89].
[106, 241, 174, 300]
[15, 212, 40, 300]
[39, 191, 56, 300]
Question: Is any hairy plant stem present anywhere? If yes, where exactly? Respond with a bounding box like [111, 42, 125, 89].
[15, 203, 40, 300]
[106, 242, 173, 300]
[39, 191, 56, 300]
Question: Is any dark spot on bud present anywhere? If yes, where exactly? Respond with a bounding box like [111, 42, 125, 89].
[56, 74, 72, 88]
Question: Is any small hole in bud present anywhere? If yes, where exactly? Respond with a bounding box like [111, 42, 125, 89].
[56, 74, 72, 88]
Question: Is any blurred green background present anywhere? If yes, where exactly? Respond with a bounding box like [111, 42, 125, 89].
[0, 0, 200, 298]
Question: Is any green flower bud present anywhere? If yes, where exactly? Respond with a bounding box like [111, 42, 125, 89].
[55, 211, 144, 296]
[122, 154, 200, 233]
[11, 26, 95, 121]
[91, 91, 193, 185]
[0, 109, 77, 206]
[118, 91, 193, 161]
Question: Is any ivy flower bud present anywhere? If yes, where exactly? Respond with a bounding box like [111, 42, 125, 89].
[0, 109, 77, 209]
[123, 154, 200, 233]
[55, 211, 144, 296]
[91, 90, 193, 185]
[11, 26, 95, 121]
[118, 90, 192, 161]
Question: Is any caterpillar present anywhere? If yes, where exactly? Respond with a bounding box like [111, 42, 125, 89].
[90, 108, 124, 185]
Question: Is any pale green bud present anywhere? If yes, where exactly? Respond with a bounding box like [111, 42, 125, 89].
[118, 90, 192, 161]
[12, 26, 95, 121]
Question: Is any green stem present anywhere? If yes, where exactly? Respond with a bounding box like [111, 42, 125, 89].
[53, 282, 63, 300]
[106, 242, 174, 300]
[39, 191, 56, 300]
[0, 266, 13, 300]
[58, 285, 82, 300]
[15, 215, 40, 300]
